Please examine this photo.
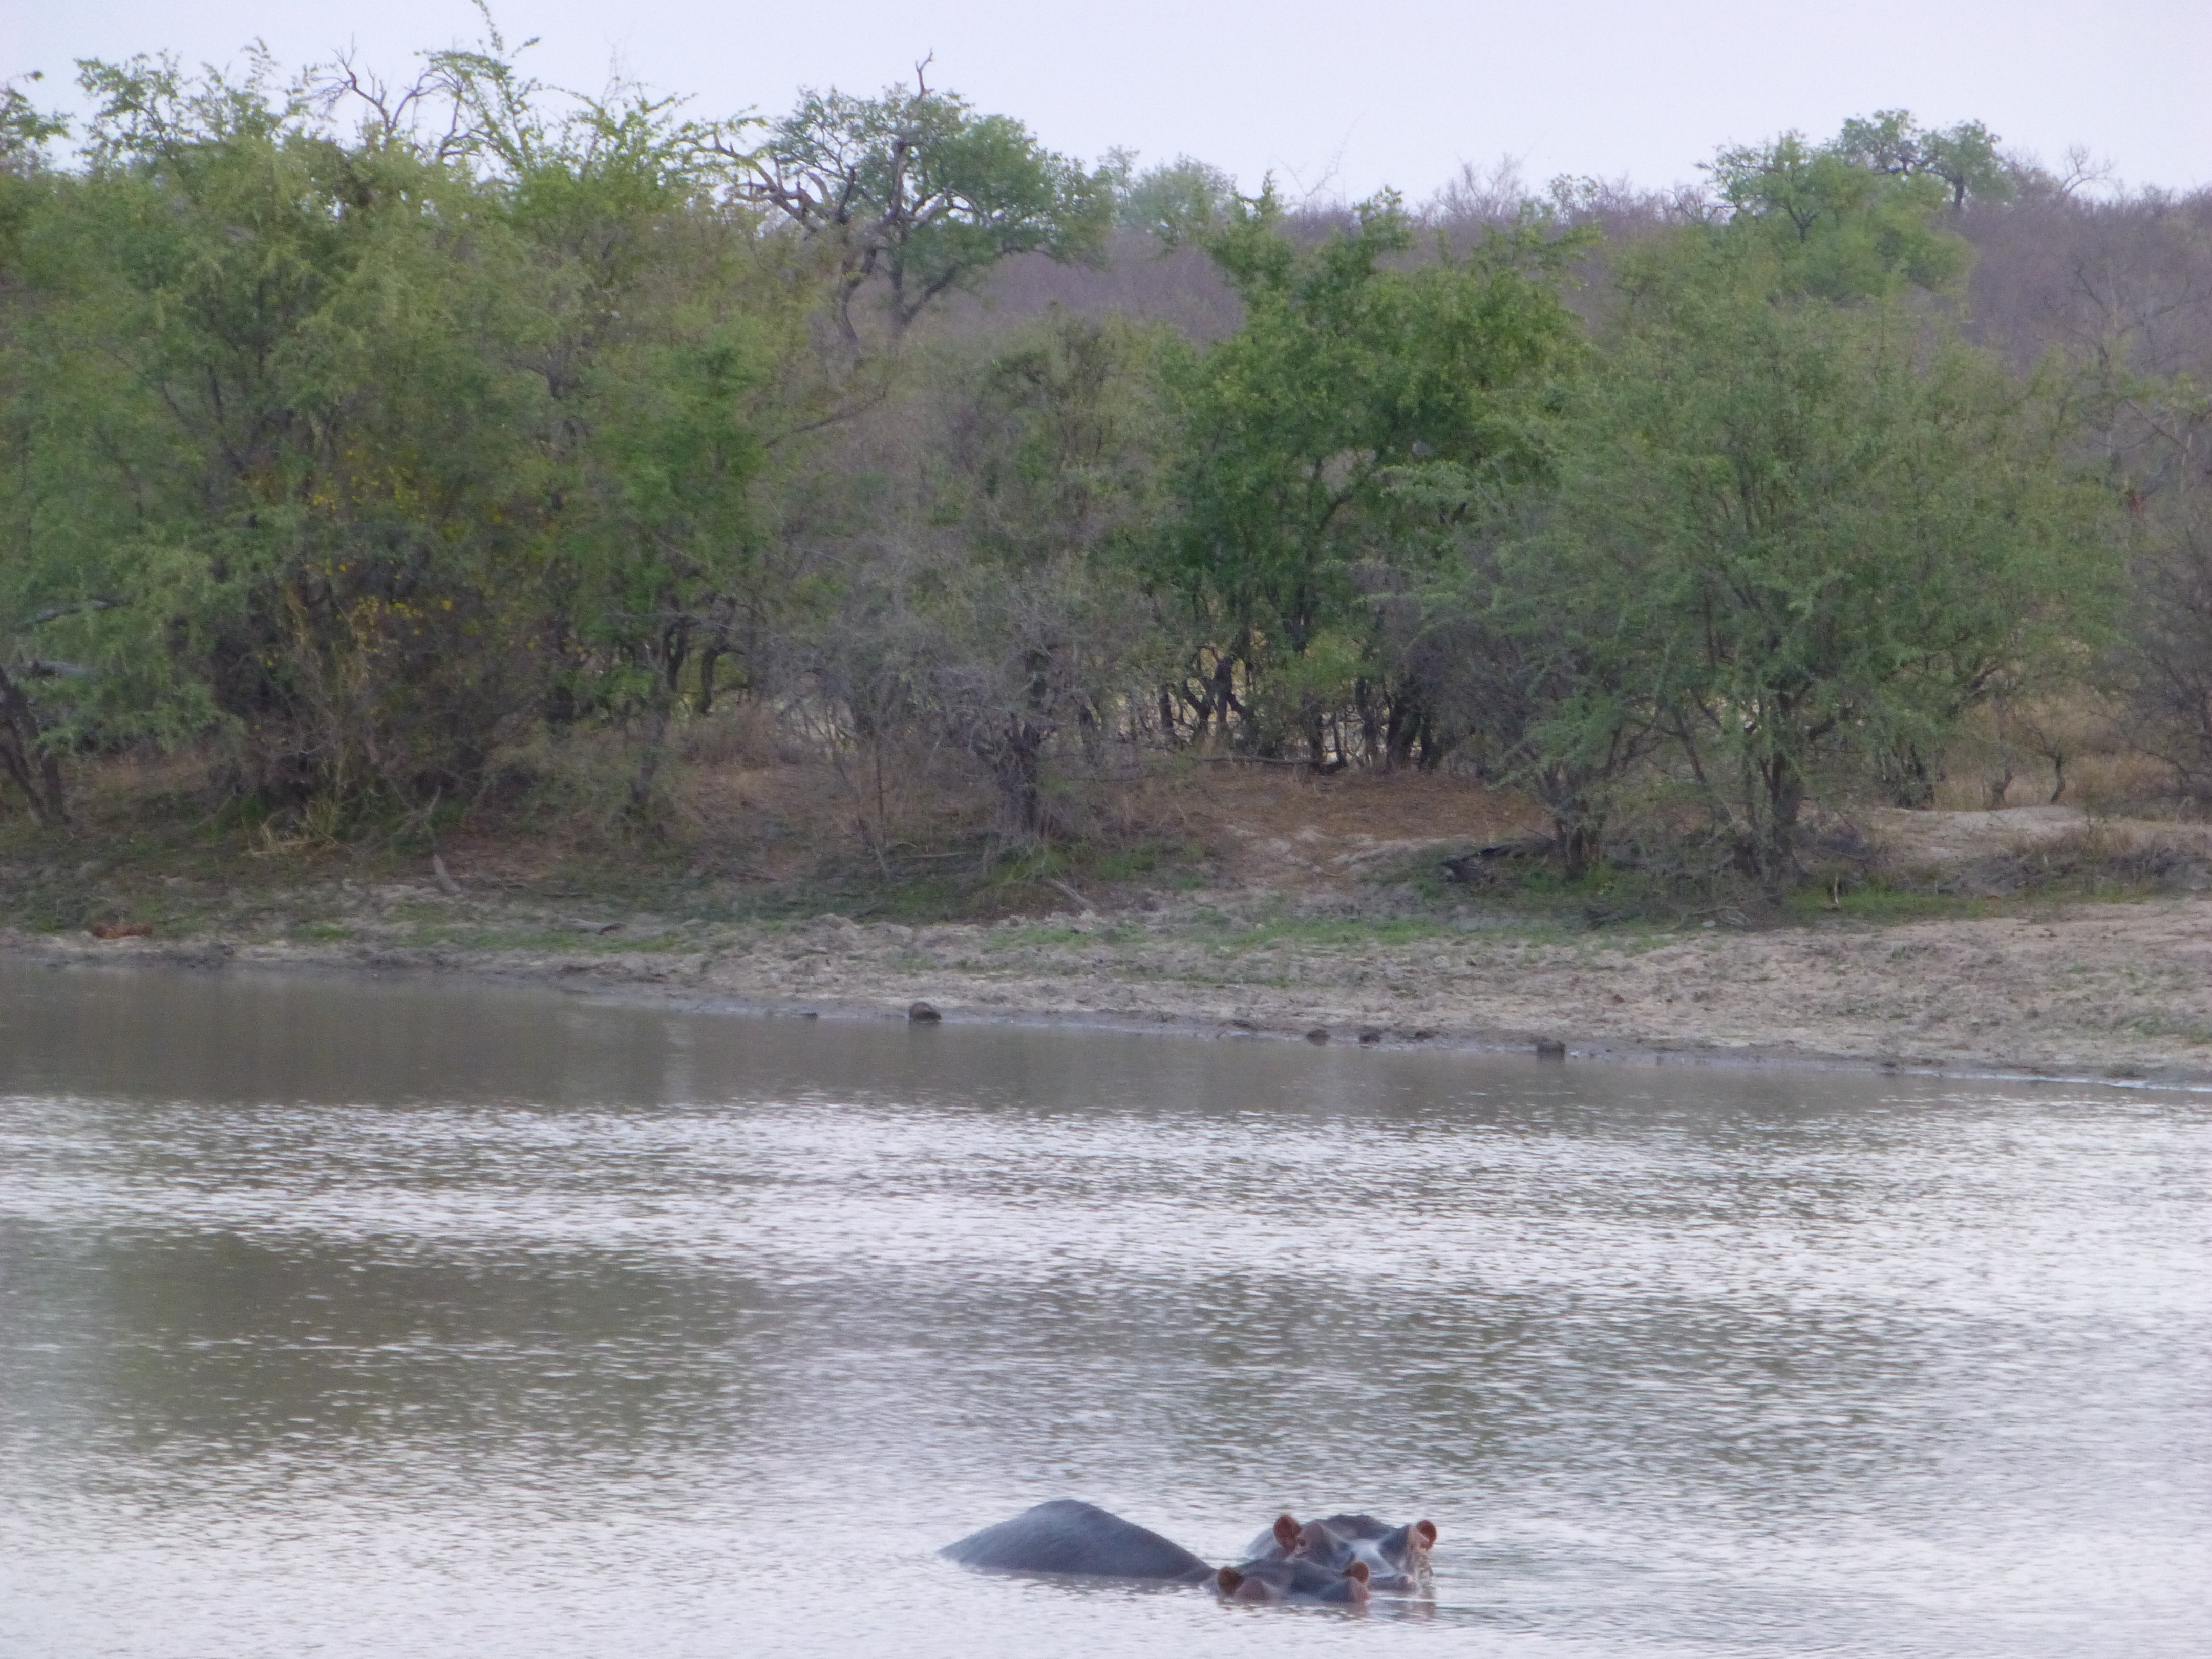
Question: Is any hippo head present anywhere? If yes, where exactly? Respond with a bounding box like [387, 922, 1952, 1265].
[1216, 1556, 1370, 1606]
[1267, 1512, 1438, 1591]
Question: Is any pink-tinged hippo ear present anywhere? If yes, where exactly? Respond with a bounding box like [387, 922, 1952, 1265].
[1347, 1560, 1371, 1583]
[1415, 1520, 1438, 1547]
[1272, 1514, 1302, 1551]
[1217, 1566, 1245, 1596]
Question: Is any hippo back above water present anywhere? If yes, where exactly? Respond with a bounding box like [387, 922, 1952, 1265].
[940, 1499, 1215, 1583]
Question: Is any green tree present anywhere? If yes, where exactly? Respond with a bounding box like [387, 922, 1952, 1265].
[35, 50, 563, 815]
[1538, 288, 2105, 890]
[1109, 151, 1235, 246]
[1832, 110, 2012, 211]
[812, 312, 1168, 843]
[1702, 123, 1975, 300]
[0, 36, 803, 830]
[464, 74, 801, 816]
[1381, 466, 1655, 876]
[0, 74, 80, 821]
[1158, 189, 1584, 759]
[741, 69, 1111, 350]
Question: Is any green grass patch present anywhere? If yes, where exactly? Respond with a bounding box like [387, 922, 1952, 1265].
[727, 833, 1216, 926]
[391, 923, 689, 953]
[1779, 885, 2002, 924]
[1223, 914, 1459, 950]
[987, 924, 1089, 949]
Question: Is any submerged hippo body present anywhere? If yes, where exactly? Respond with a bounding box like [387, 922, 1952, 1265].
[1244, 1512, 1438, 1591]
[941, 1499, 1214, 1583]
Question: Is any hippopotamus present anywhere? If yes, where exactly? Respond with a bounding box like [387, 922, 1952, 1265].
[1216, 1556, 1371, 1606]
[940, 1499, 1215, 1583]
[1242, 1512, 1438, 1591]
[941, 1499, 1418, 1609]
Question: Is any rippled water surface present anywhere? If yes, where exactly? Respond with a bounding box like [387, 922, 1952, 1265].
[2, 961, 2207, 1657]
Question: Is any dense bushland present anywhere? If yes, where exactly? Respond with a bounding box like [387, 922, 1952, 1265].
[3, 36, 2209, 903]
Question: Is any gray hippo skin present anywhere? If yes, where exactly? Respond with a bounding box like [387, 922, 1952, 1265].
[941, 1499, 1215, 1583]
[1216, 1557, 1370, 1606]
[1243, 1512, 1438, 1591]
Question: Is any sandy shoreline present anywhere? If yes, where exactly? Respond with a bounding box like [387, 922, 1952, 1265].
[12, 883, 2212, 1090]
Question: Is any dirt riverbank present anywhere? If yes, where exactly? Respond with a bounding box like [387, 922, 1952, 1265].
[10, 784, 2212, 1086]
[12, 878, 2212, 1088]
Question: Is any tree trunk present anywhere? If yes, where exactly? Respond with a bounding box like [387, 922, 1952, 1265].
[1383, 693, 1415, 770]
[0, 664, 67, 827]
[1209, 652, 1242, 747]
[1354, 678, 1381, 765]
[1415, 710, 1446, 771]
[1876, 741, 1940, 808]
[697, 645, 721, 717]
[1301, 697, 1326, 769]
[1756, 754, 1807, 896]
[662, 616, 690, 692]
[996, 717, 1046, 838]
[1555, 817, 1600, 881]
[629, 689, 672, 820]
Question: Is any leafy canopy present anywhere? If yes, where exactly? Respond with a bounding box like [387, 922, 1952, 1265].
[742, 70, 1111, 347]
[1699, 110, 2007, 300]
[1162, 188, 1586, 668]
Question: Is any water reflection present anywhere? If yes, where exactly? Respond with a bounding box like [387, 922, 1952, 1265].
[1, 960, 2206, 1657]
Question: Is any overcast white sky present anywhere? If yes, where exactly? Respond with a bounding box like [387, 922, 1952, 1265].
[7, 1, 2209, 200]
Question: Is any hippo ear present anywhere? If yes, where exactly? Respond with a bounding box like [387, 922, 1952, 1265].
[1217, 1566, 1244, 1595]
[1415, 1519, 1438, 1547]
[1273, 1513, 1302, 1551]
[1347, 1560, 1370, 1583]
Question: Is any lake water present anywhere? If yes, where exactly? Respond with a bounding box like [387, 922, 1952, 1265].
[1, 960, 2206, 1657]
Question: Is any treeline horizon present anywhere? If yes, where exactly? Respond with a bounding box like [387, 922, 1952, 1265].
[3, 26, 2209, 900]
